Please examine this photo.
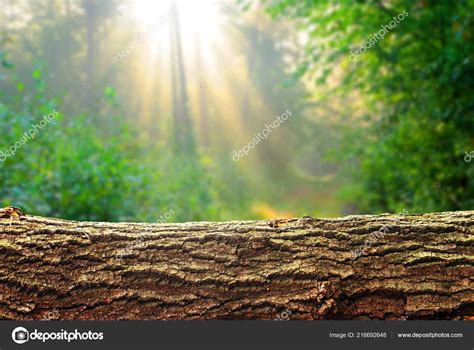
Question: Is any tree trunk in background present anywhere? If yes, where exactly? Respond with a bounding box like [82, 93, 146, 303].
[169, 1, 195, 155]
[0, 211, 473, 320]
[84, 0, 96, 102]
[65, 0, 73, 83]
[195, 34, 209, 148]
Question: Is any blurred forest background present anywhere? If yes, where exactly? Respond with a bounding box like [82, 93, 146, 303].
[0, 0, 473, 222]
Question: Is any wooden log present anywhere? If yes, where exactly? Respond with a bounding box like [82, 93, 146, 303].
[0, 209, 473, 320]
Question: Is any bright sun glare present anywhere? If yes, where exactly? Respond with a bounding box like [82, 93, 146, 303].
[133, 0, 221, 44]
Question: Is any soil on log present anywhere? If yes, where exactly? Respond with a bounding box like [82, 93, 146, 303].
[0, 209, 473, 320]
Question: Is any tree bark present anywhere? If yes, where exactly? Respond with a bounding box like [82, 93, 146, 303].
[0, 211, 473, 320]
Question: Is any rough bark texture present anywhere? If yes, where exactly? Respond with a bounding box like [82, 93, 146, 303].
[0, 211, 473, 320]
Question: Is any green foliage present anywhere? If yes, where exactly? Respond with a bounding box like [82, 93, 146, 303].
[3, 0, 472, 221]
[263, 0, 474, 213]
[0, 66, 221, 222]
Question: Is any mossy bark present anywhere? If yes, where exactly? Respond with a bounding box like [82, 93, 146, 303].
[0, 211, 473, 320]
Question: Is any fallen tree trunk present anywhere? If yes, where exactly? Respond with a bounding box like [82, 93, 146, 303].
[0, 210, 473, 320]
